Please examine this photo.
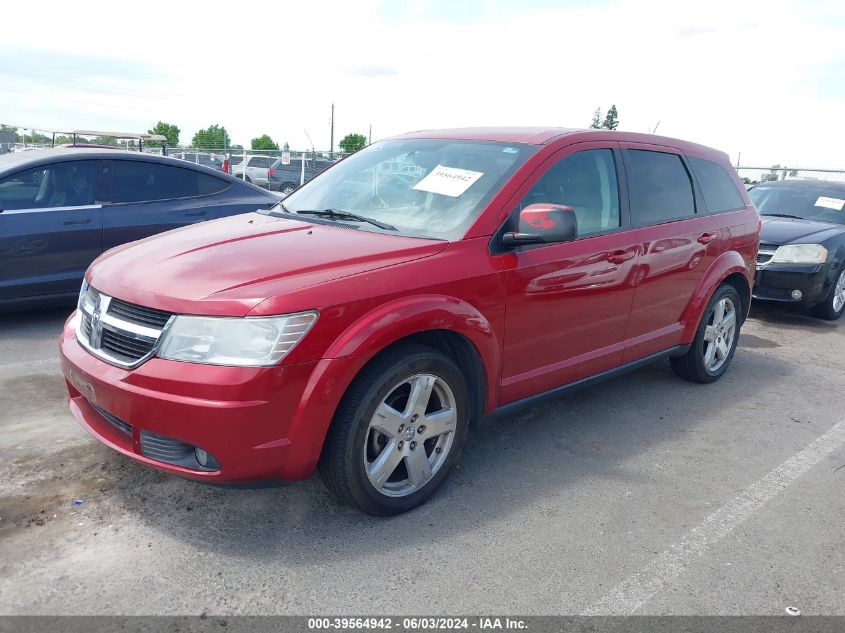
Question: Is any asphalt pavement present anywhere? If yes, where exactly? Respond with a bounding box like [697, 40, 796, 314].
[0, 302, 842, 615]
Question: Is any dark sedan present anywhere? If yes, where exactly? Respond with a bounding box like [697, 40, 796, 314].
[267, 156, 334, 195]
[0, 148, 279, 310]
[750, 179, 845, 320]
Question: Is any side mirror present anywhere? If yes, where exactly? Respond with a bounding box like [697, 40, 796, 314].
[501, 204, 578, 247]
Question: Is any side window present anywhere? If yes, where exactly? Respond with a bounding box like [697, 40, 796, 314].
[688, 156, 745, 213]
[518, 148, 620, 236]
[253, 157, 273, 168]
[111, 161, 205, 203]
[626, 150, 695, 225]
[197, 173, 229, 196]
[0, 160, 99, 210]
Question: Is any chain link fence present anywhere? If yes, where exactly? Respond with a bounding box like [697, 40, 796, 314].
[735, 166, 845, 187]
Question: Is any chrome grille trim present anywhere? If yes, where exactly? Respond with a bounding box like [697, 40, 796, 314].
[76, 286, 174, 369]
[756, 244, 779, 269]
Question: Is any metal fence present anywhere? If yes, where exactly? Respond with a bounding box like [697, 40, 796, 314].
[735, 166, 845, 186]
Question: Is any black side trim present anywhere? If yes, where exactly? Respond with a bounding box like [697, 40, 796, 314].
[491, 345, 690, 418]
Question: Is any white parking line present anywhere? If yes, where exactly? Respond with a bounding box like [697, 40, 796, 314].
[0, 358, 59, 371]
[582, 419, 845, 615]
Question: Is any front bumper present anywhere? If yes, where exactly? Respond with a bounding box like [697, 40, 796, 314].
[59, 314, 353, 482]
[753, 263, 829, 304]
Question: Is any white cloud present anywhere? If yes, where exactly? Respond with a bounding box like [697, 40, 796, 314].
[0, 0, 843, 167]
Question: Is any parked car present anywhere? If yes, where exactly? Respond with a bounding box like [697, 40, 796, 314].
[0, 148, 279, 310]
[173, 152, 226, 173]
[59, 127, 758, 515]
[749, 179, 845, 320]
[267, 156, 334, 195]
[229, 154, 275, 187]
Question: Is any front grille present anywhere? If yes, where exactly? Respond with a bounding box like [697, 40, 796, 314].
[757, 244, 779, 266]
[92, 404, 132, 435]
[101, 329, 156, 362]
[108, 298, 172, 328]
[77, 287, 173, 368]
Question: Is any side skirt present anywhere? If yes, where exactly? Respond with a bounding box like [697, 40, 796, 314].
[490, 345, 690, 419]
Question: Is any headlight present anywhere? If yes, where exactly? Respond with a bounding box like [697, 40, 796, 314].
[157, 311, 318, 367]
[770, 244, 828, 264]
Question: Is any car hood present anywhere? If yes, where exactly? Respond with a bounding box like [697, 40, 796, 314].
[759, 216, 845, 245]
[88, 212, 447, 316]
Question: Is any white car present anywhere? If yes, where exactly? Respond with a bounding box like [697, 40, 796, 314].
[228, 155, 275, 187]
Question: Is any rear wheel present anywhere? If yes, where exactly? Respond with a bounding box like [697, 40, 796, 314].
[671, 284, 742, 383]
[320, 344, 469, 516]
[280, 182, 297, 196]
[811, 267, 845, 320]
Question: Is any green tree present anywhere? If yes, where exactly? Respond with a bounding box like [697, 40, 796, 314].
[764, 165, 782, 182]
[602, 104, 619, 130]
[251, 134, 279, 150]
[283, 141, 290, 151]
[192, 124, 231, 149]
[147, 121, 180, 147]
[339, 133, 367, 154]
[92, 136, 118, 146]
[590, 108, 603, 129]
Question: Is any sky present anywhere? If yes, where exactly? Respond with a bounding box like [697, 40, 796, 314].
[1, 0, 844, 168]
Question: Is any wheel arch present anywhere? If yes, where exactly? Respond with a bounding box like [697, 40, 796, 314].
[681, 251, 752, 342]
[279, 296, 500, 480]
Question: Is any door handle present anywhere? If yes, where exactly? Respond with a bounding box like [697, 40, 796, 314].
[607, 250, 635, 265]
[697, 232, 716, 244]
[62, 218, 91, 225]
[185, 211, 207, 217]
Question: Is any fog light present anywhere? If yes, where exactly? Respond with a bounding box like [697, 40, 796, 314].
[195, 447, 208, 467]
[791, 289, 803, 300]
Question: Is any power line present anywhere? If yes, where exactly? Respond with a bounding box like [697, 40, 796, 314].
[0, 66, 196, 101]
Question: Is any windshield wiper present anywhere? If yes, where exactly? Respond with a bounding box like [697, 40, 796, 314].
[761, 213, 804, 220]
[295, 209, 397, 231]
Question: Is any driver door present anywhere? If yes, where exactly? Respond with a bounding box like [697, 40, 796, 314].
[498, 144, 641, 404]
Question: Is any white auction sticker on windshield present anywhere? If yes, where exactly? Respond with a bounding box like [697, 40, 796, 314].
[815, 196, 845, 211]
[413, 165, 484, 197]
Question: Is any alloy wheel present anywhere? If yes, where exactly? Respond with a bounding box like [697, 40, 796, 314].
[833, 269, 845, 314]
[364, 373, 457, 497]
[702, 297, 737, 372]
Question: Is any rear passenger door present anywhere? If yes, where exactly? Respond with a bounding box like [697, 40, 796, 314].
[248, 156, 274, 187]
[100, 159, 228, 250]
[620, 144, 720, 362]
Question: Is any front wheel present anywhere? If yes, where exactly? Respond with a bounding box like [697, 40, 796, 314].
[671, 283, 742, 383]
[319, 344, 469, 516]
[811, 267, 845, 320]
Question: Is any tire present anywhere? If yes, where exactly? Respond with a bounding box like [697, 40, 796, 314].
[280, 182, 297, 196]
[671, 283, 742, 383]
[244, 176, 252, 184]
[811, 267, 845, 321]
[319, 344, 470, 516]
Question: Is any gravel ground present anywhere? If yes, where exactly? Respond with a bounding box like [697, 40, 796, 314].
[0, 302, 842, 615]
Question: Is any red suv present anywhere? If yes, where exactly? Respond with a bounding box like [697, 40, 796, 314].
[59, 128, 759, 515]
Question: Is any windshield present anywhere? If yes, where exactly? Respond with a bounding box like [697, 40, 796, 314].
[750, 183, 845, 225]
[262, 139, 536, 240]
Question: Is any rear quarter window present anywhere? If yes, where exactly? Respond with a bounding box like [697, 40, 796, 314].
[688, 157, 745, 213]
[111, 161, 226, 203]
[625, 150, 696, 226]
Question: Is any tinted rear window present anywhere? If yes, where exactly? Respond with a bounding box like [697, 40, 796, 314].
[111, 161, 227, 203]
[689, 157, 744, 213]
[626, 150, 695, 225]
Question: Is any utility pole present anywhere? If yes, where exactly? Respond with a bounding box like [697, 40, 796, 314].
[368, 124, 372, 145]
[329, 102, 335, 159]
